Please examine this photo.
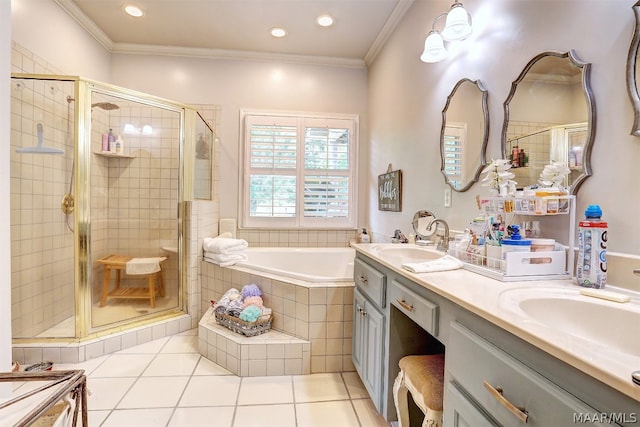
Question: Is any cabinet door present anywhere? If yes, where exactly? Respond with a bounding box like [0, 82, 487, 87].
[352, 288, 367, 375]
[444, 382, 499, 427]
[352, 288, 386, 413]
[363, 299, 385, 410]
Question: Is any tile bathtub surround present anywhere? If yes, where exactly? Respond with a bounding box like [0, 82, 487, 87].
[9, 329, 391, 427]
[201, 261, 355, 374]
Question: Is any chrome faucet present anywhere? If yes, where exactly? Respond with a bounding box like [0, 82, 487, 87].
[392, 229, 408, 244]
[427, 218, 450, 252]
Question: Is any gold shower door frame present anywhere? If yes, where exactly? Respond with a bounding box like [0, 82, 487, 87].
[11, 73, 192, 340]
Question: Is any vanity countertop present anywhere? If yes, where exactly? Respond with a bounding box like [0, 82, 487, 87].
[351, 243, 640, 402]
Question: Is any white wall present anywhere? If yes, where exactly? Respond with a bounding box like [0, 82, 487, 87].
[11, 0, 110, 79]
[1, 0, 12, 395]
[110, 54, 369, 225]
[367, 0, 640, 255]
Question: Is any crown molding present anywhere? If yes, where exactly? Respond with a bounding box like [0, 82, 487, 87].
[111, 43, 367, 69]
[364, 0, 415, 65]
[53, 0, 414, 69]
[53, 0, 112, 51]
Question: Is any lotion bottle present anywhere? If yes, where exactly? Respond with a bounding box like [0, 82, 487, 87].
[115, 135, 123, 155]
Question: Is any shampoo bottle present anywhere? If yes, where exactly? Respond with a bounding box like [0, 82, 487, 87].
[576, 205, 607, 288]
[107, 129, 116, 152]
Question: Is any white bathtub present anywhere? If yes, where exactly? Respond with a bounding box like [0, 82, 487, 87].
[231, 247, 355, 284]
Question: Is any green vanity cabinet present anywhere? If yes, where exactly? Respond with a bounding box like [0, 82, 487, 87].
[445, 322, 610, 427]
[353, 287, 386, 412]
[352, 250, 639, 426]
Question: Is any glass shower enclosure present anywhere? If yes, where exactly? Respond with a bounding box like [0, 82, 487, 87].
[10, 74, 213, 340]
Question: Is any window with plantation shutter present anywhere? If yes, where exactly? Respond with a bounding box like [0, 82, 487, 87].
[242, 111, 358, 228]
[443, 123, 466, 189]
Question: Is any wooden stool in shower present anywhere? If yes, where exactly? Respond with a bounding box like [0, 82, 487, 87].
[393, 353, 445, 427]
[97, 254, 167, 308]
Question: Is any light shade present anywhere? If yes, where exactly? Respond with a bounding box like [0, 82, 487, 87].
[420, 31, 448, 63]
[441, 3, 472, 41]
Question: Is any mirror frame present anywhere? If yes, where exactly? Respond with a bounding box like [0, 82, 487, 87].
[501, 50, 595, 195]
[627, 0, 640, 136]
[440, 78, 489, 192]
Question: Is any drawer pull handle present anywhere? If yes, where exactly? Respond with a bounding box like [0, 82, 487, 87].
[483, 381, 528, 423]
[358, 274, 368, 284]
[397, 299, 414, 312]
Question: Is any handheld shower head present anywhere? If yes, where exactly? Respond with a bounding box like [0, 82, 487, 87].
[91, 102, 120, 111]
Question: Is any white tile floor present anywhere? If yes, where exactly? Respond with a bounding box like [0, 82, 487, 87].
[13, 329, 392, 427]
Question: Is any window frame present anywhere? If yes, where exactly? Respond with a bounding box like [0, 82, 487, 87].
[240, 109, 359, 229]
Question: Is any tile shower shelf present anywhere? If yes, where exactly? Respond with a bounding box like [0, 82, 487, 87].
[94, 151, 134, 158]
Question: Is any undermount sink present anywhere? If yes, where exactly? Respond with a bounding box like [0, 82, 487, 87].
[500, 287, 640, 356]
[371, 244, 444, 267]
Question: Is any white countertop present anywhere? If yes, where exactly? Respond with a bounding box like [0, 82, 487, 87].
[351, 242, 640, 402]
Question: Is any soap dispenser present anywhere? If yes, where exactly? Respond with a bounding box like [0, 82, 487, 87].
[360, 228, 370, 243]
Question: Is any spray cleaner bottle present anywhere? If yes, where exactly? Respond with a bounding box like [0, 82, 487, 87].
[576, 204, 607, 288]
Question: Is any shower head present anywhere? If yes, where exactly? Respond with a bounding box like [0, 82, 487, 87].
[91, 102, 120, 111]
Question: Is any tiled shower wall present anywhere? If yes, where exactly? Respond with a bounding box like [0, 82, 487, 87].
[10, 41, 222, 337]
[89, 105, 182, 307]
[185, 105, 221, 321]
[507, 120, 556, 188]
[10, 43, 75, 337]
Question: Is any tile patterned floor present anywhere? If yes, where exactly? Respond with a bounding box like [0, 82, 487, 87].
[12, 329, 391, 427]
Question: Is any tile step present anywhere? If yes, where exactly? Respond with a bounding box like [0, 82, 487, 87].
[198, 308, 311, 376]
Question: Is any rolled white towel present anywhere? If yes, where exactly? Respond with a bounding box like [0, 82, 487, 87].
[401, 255, 463, 274]
[204, 252, 248, 267]
[203, 236, 248, 254]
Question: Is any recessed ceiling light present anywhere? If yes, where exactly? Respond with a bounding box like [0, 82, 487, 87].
[124, 5, 144, 17]
[270, 27, 287, 38]
[316, 14, 334, 27]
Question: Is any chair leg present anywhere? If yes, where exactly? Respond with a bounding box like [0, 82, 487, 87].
[148, 274, 156, 308]
[422, 408, 443, 427]
[393, 370, 411, 427]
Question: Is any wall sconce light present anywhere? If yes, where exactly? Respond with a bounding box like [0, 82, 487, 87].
[420, 1, 473, 63]
[441, 1, 472, 41]
[420, 13, 448, 63]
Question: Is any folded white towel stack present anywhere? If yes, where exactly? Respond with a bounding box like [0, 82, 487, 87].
[203, 236, 248, 254]
[203, 235, 249, 267]
[401, 255, 463, 274]
[204, 252, 248, 267]
[126, 257, 167, 275]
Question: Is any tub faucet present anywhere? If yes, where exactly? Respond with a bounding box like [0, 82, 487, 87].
[427, 218, 450, 252]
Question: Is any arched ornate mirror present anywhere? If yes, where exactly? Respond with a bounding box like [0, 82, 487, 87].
[501, 50, 595, 195]
[627, 0, 640, 136]
[440, 78, 489, 192]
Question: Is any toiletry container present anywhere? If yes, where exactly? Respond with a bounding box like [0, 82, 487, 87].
[530, 238, 555, 264]
[500, 225, 531, 271]
[102, 134, 109, 151]
[115, 135, 123, 154]
[576, 205, 607, 288]
[107, 129, 116, 152]
[360, 228, 370, 243]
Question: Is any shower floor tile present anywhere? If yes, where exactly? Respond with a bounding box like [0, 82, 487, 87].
[45, 329, 390, 426]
